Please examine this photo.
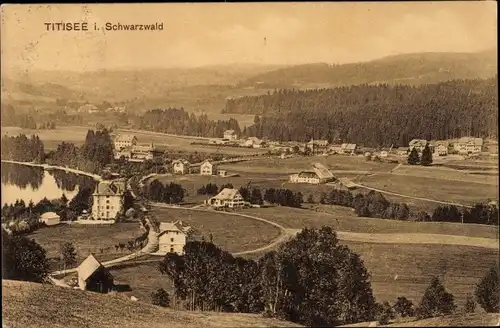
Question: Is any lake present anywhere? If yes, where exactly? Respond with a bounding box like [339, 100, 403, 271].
[1, 162, 97, 206]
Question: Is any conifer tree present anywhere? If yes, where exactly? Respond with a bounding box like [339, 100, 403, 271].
[407, 148, 420, 165]
[420, 144, 433, 166]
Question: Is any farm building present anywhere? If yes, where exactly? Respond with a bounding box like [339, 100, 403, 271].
[77, 254, 114, 293]
[40, 212, 60, 226]
[223, 130, 238, 141]
[205, 188, 246, 208]
[243, 137, 266, 148]
[91, 180, 126, 221]
[172, 159, 191, 174]
[454, 137, 483, 154]
[200, 160, 217, 176]
[289, 163, 336, 184]
[113, 134, 138, 150]
[158, 221, 194, 255]
[337, 177, 358, 190]
[341, 143, 357, 154]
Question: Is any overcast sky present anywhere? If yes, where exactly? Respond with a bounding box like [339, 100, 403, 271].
[1, 2, 497, 71]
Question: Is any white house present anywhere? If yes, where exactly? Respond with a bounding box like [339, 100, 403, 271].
[200, 160, 216, 176]
[91, 180, 126, 221]
[223, 130, 238, 141]
[114, 134, 138, 150]
[289, 163, 336, 184]
[40, 212, 60, 226]
[433, 141, 449, 156]
[157, 221, 193, 255]
[307, 139, 329, 153]
[454, 137, 483, 154]
[172, 159, 191, 174]
[206, 188, 245, 208]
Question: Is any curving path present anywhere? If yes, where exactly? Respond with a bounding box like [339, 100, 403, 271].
[50, 218, 159, 277]
[150, 203, 498, 254]
[1, 159, 102, 181]
[351, 182, 473, 208]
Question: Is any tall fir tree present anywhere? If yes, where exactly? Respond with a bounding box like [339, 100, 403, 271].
[420, 144, 433, 166]
[407, 148, 420, 165]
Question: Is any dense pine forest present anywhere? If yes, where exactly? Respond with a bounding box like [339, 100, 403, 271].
[133, 108, 242, 138]
[226, 78, 498, 147]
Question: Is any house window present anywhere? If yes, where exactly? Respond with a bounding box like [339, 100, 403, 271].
[106, 200, 110, 204]
[106, 212, 109, 217]
[106, 196, 110, 199]
[106, 206, 110, 209]
[170, 247, 174, 253]
[170, 237, 174, 242]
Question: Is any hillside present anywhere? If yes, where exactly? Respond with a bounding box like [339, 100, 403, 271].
[1, 64, 285, 105]
[2, 280, 302, 328]
[385, 313, 500, 327]
[238, 50, 498, 89]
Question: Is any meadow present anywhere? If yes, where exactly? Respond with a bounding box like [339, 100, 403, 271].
[359, 173, 498, 206]
[155, 172, 360, 204]
[151, 207, 282, 254]
[28, 222, 144, 270]
[3, 280, 301, 328]
[0, 125, 268, 155]
[391, 164, 498, 185]
[218, 154, 397, 175]
[240, 206, 499, 239]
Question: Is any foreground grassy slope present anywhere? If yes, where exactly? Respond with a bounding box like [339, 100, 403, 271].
[2, 280, 302, 328]
[385, 313, 500, 327]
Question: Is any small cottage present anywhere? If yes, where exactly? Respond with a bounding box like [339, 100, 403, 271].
[158, 221, 193, 255]
[223, 130, 238, 141]
[40, 212, 60, 226]
[77, 254, 114, 293]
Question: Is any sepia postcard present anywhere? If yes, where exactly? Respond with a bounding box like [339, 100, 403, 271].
[1, 2, 499, 328]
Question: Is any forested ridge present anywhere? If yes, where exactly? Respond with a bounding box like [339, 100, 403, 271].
[227, 78, 498, 147]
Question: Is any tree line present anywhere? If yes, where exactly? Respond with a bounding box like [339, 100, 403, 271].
[156, 227, 499, 326]
[225, 78, 498, 147]
[145, 180, 186, 204]
[132, 108, 242, 138]
[1, 134, 45, 163]
[315, 188, 498, 225]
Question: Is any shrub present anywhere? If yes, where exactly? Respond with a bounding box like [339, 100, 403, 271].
[475, 266, 499, 313]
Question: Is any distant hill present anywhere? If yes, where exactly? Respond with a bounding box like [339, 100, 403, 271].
[238, 50, 498, 89]
[1, 64, 286, 105]
[2, 280, 303, 328]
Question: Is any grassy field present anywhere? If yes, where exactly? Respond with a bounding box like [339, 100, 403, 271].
[0, 126, 267, 156]
[391, 164, 498, 185]
[342, 242, 499, 308]
[28, 222, 144, 270]
[384, 313, 500, 327]
[151, 207, 281, 254]
[359, 173, 498, 206]
[154, 172, 360, 205]
[218, 154, 397, 175]
[2, 280, 302, 328]
[239, 206, 499, 239]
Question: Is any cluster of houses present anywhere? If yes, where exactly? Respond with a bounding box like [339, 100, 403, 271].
[113, 134, 163, 162]
[402, 137, 485, 157]
[172, 159, 228, 177]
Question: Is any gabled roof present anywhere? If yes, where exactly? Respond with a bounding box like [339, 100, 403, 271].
[201, 159, 214, 166]
[93, 180, 126, 196]
[298, 171, 319, 179]
[458, 137, 483, 146]
[40, 212, 59, 219]
[224, 130, 236, 134]
[78, 254, 110, 282]
[312, 163, 335, 179]
[211, 188, 242, 200]
[172, 159, 190, 165]
[342, 143, 357, 150]
[409, 139, 428, 146]
[115, 134, 137, 143]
